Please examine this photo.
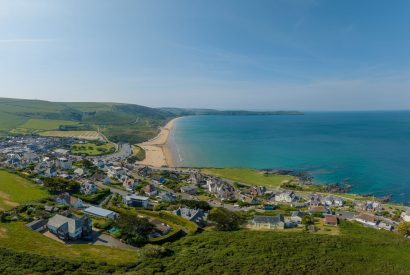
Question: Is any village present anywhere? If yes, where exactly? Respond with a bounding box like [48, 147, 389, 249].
[1, 135, 410, 250]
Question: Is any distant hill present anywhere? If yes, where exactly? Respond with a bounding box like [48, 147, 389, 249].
[0, 97, 302, 143]
[159, 107, 303, 116]
[0, 98, 173, 143]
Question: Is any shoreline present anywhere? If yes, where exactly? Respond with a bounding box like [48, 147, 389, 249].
[135, 117, 179, 168]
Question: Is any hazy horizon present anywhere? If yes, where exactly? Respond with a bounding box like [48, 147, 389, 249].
[0, 0, 409, 111]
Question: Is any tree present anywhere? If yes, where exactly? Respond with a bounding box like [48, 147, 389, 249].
[43, 177, 80, 194]
[208, 207, 245, 231]
[397, 222, 410, 236]
[302, 214, 315, 226]
[114, 213, 154, 245]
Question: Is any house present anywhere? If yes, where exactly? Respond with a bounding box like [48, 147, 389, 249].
[324, 215, 338, 226]
[73, 168, 84, 177]
[251, 215, 285, 230]
[151, 219, 172, 235]
[158, 192, 177, 202]
[57, 157, 72, 170]
[355, 213, 377, 227]
[323, 196, 344, 207]
[47, 214, 92, 240]
[44, 167, 57, 177]
[377, 221, 393, 231]
[290, 211, 305, 224]
[143, 184, 158, 196]
[80, 182, 98, 195]
[362, 201, 381, 212]
[174, 207, 205, 224]
[124, 194, 150, 208]
[123, 178, 137, 191]
[84, 206, 118, 219]
[401, 208, 410, 222]
[275, 191, 297, 203]
[180, 185, 198, 195]
[308, 194, 322, 206]
[55, 193, 84, 209]
[308, 206, 330, 215]
[336, 211, 355, 220]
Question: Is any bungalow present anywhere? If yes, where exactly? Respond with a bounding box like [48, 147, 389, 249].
[275, 191, 297, 203]
[377, 221, 393, 231]
[355, 213, 377, 227]
[84, 206, 118, 219]
[124, 194, 150, 208]
[174, 207, 205, 224]
[324, 215, 338, 226]
[180, 185, 198, 195]
[290, 210, 305, 224]
[80, 182, 98, 195]
[158, 192, 177, 202]
[251, 215, 285, 230]
[308, 194, 322, 206]
[47, 214, 92, 240]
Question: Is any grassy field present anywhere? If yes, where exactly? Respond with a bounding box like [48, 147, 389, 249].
[70, 143, 116, 156]
[0, 171, 49, 210]
[18, 119, 80, 131]
[202, 168, 294, 188]
[39, 130, 102, 140]
[0, 222, 138, 265]
[132, 145, 146, 161]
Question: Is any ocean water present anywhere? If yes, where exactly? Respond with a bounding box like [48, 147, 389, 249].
[170, 112, 410, 202]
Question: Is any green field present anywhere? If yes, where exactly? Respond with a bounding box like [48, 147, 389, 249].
[70, 143, 116, 156]
[202, 168, 294, 188]
[0, 171, 49, 210]
[0, 222, 138, 265]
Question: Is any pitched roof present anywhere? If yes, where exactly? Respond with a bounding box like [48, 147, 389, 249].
[324, 215, 338, 223]
[47, 214, 82, 235]
[253, 215, 284, 224]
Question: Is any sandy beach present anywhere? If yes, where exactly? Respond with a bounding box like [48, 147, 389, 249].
[135, 118, 178, 168]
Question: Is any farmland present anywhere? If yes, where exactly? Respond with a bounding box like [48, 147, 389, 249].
[0, 171, 49, 211]
[40, 130, 102, 140]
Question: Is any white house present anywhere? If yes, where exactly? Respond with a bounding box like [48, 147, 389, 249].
[355, 213, 377, 227]
[84, 206, 118, 219]
[275, 191, 297, 203]
[124, 194, 149, 208]
[57, 157, 72, 170]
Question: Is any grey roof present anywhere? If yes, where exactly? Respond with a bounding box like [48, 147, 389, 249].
[126, 194, 149, 201]
[291, 211, 305, 218]
[253, 215, 284, 224]
[47, 214, 81, 235]
[84, 206, 115, 217]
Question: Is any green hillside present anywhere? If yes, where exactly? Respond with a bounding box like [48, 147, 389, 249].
[0, 98, 174, 143]
[1, 221, 410, 274]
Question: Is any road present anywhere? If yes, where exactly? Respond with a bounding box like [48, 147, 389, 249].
[93, 143, 132, 162]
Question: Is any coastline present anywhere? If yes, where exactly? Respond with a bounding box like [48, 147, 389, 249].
[136, 118, 179, 168]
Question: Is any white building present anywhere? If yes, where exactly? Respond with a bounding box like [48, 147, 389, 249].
[84, 206, 118, 219]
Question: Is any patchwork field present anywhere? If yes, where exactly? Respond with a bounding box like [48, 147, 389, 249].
[70, 142, 116, 156]
[39, 130, 103, 140]
[202, 168, 294, 188]
[0, 171, 49, 210]
[0, 222, 138, 264]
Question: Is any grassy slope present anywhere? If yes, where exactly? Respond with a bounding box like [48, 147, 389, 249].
[18, 119, 79, 130]
[202, 168, 294, 188]
[135, 222, 410, 274]
[0, 171, 49, 210]
[0, 222, 138, 265]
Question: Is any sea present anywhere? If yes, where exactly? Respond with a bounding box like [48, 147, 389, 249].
[169, 111, 410, 202]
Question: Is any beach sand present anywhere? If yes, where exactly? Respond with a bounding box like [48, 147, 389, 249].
[135, 118, 178, 167]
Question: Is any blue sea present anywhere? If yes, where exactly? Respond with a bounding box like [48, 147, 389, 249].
[170, 112, 410, 202]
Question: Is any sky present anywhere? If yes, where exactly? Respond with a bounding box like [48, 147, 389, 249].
[0, 0, 409, 111]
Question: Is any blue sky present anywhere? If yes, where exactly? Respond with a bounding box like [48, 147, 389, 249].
[0, 0, 409, 110]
